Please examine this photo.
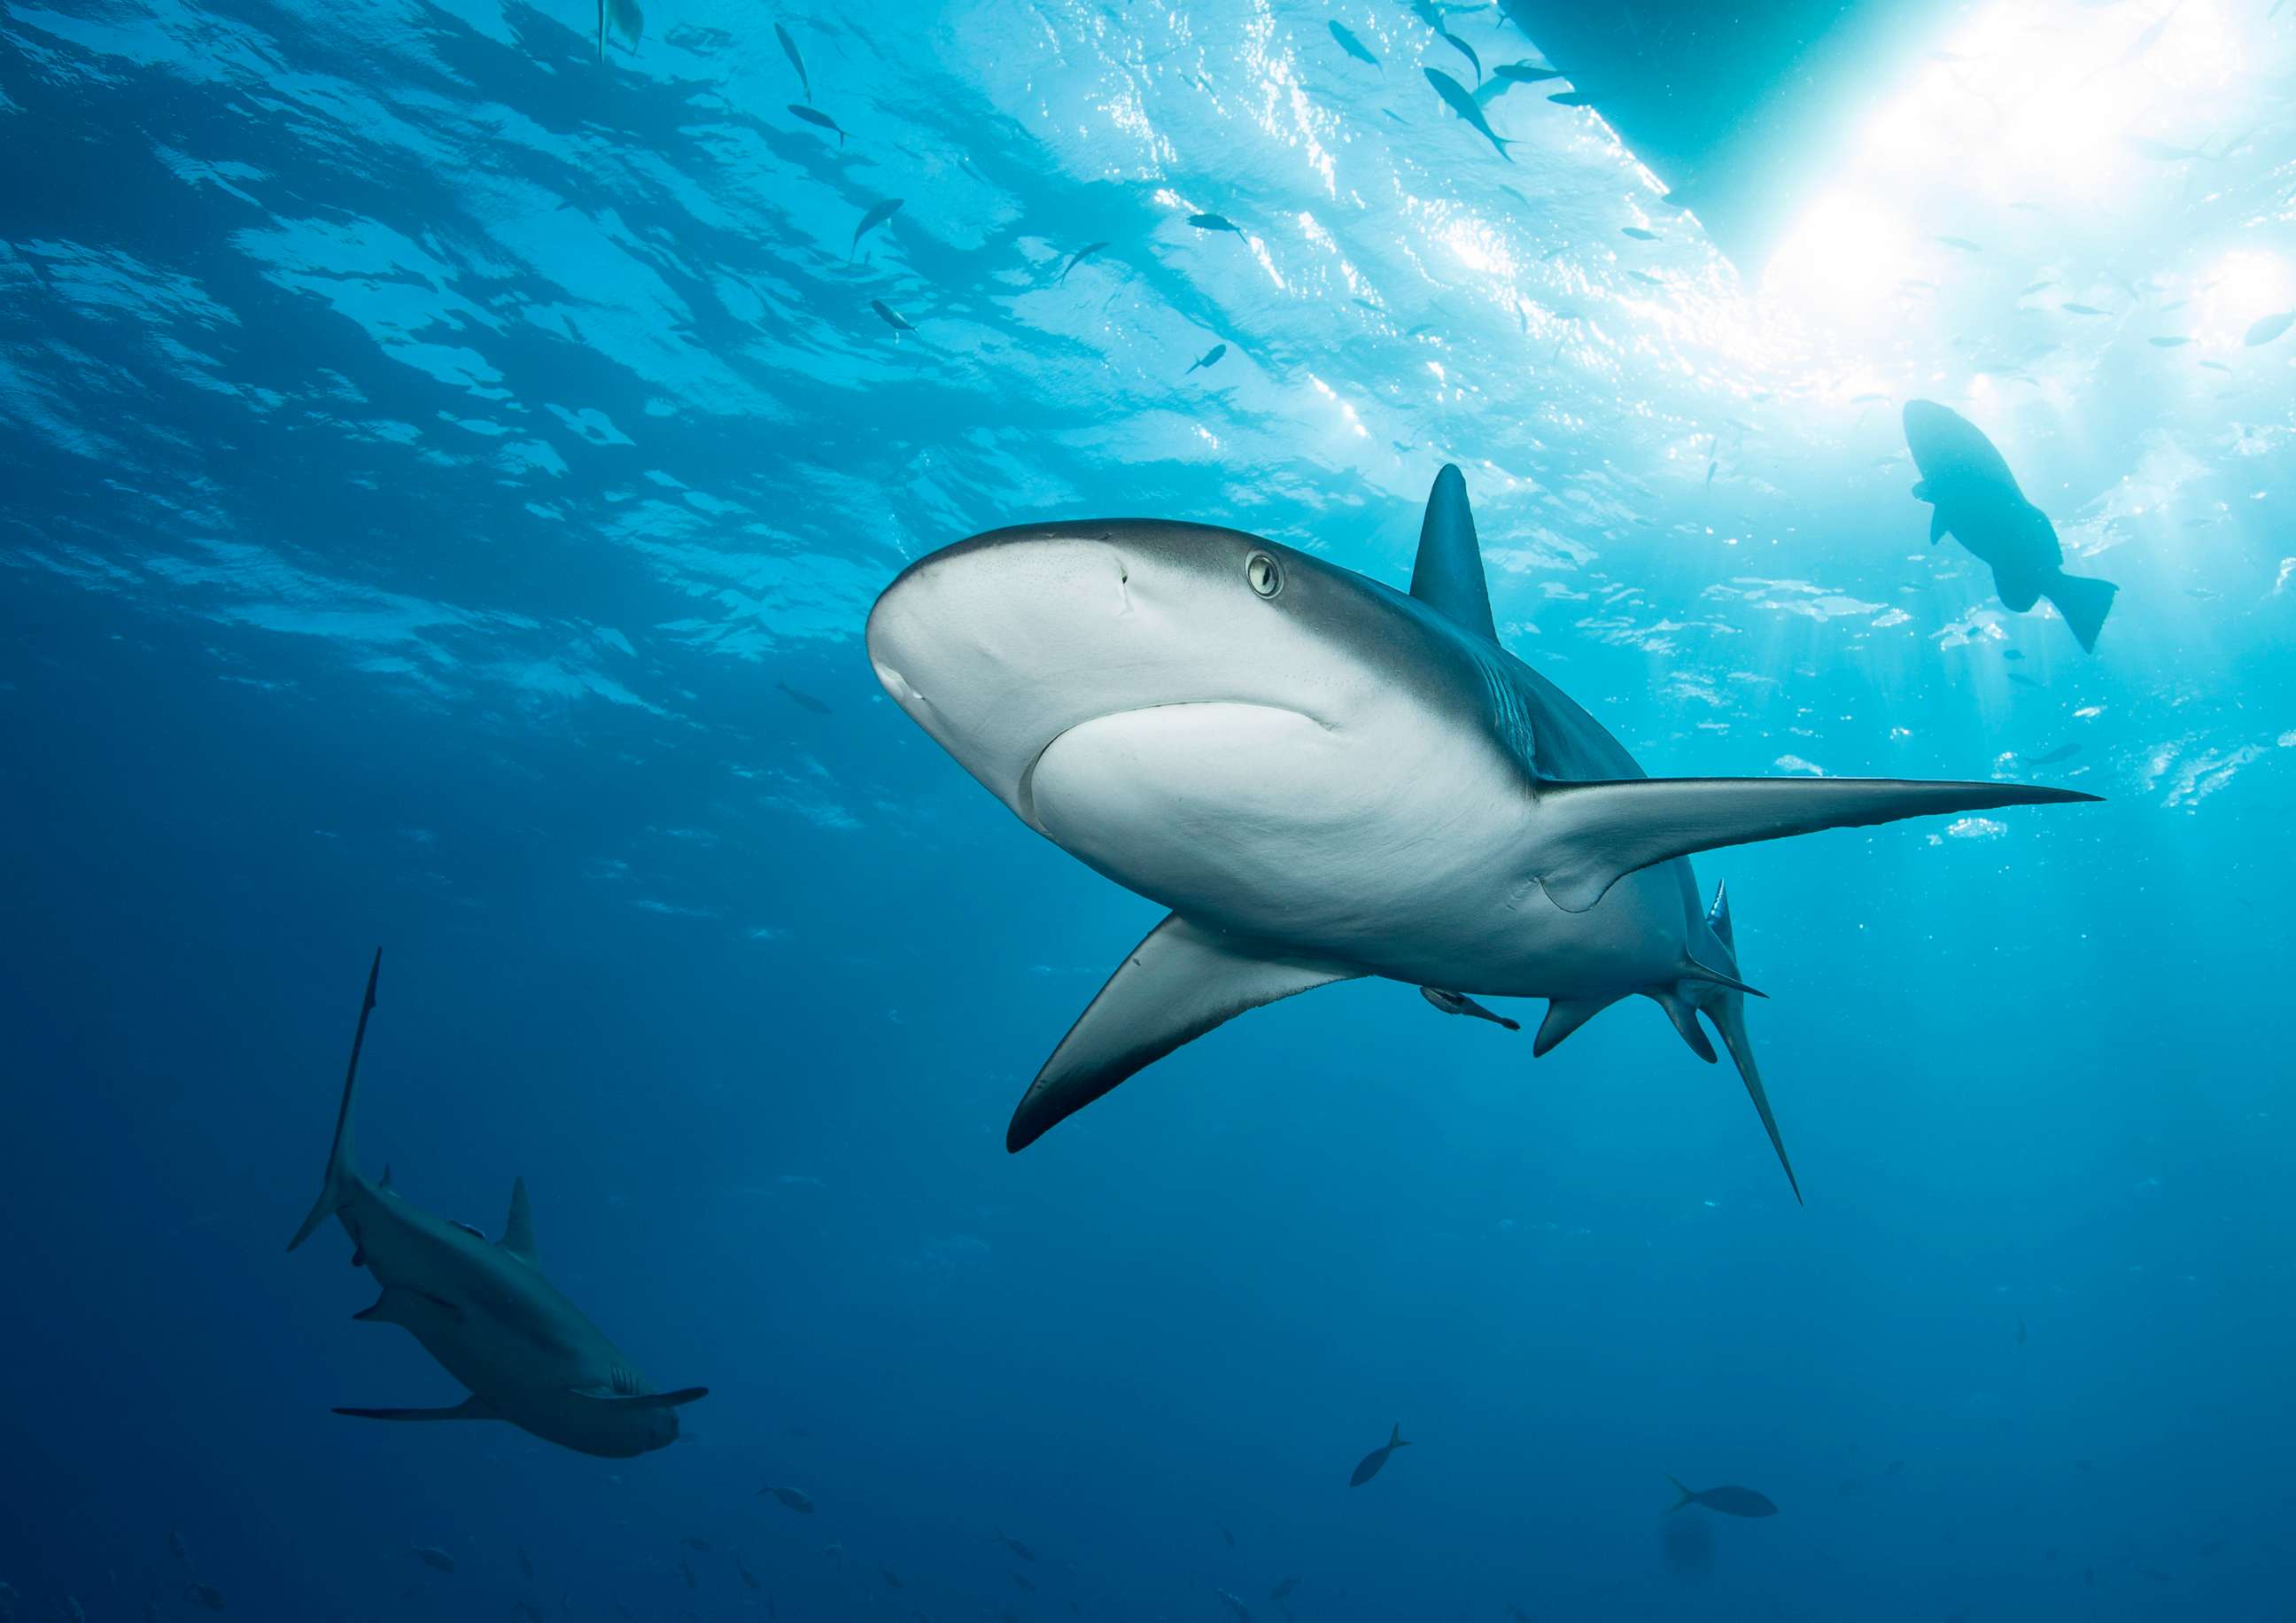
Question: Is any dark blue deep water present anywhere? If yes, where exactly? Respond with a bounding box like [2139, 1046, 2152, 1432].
[4, 1, 2294, 1619]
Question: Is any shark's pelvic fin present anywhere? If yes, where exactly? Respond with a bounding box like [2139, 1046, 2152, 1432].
[568, 1386, 710, 1409]
[1532, 996, 1617, 1058]
[1529, 776, 2101, 913]
[335, 1394, 498, 1424]
[1408, 464, 1500, 643]
[291, 949, 381, 1253]
[500, 1178, 539, 1266]
[1007, 913, 1363, 1152]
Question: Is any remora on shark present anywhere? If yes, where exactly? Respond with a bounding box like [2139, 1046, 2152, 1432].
[290, 951, 706, 1456]
[865, 467, 2100, 1197]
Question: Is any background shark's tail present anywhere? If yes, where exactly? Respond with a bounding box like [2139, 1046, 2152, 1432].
[289, 948, 380, 1252]
[2044, 571, 2117, 653]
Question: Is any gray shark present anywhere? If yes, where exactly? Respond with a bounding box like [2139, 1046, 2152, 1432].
[1904, 400, 2117, 652]
[865, 467, 2099, 1198]
[290, 951, 706, 1456]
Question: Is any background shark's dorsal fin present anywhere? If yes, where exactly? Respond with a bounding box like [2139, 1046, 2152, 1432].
[500, 1177, 539, 1265]
[1408, 464, 1499, 643]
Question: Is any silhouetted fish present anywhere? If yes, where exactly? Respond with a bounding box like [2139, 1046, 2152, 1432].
[993, 1531, 1036, 1562]
[1493, 62, 1561, 83]
[1425, 67, 1509, 159]
[1057, 241, 1109, 283]
[1667, 1478, 1777, 1517]
[1185, 343, 1227, 376]
[2060, 302, 2106, 316]
[734, 1557, 761, 1592]
[1214, 1590, 1250, 1623]
[1350, 1424, 1411, 1486]
[1188, 213, 1244, 236]
[1622, 226, 1657, 241]
[760, 1486, 815, 1513]
[1904, 400, 2117, 652]
[1934, 235, 1982, 252]
[788, 105, 845, 146]
[850, 198, 903, 261]
[2244, 311, 2294, 346]
[1547, 89, 1597, 106]
[415, 1548, 457, 1573]
[775, 23, 810, 102]
[2021, 743, 2081, 766]
[870, 300, 915, 334]
[1328, 20, 1379, 66]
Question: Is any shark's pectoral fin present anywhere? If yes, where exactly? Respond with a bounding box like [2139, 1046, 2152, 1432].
[353, 1285, 463, 1326]
[1529, 776, 2100, 912]
[568, 1386, 709, 1409]
[1928, 508, 1947, 545]
[335, 1394, 498, 1423]
[500, 1178, 539, 1266]
[1007, 913, 1363, 1152]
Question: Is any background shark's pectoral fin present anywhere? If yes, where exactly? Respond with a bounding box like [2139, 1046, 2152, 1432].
[1530, 776, 2100, 912]
[500, 1178, 539, 1266]
[335, 1394, 498, 1423]
[569, 1386, 709, 1408]
[1007, 913, 1363, 1152]
[353, 1285, 463, 1326]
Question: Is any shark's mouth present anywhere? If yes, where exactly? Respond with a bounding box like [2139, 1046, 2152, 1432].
[1015, 701, 1335, 837]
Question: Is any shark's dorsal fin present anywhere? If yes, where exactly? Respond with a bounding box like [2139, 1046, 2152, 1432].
[1408, 465, 1499, 643]
[1706, 881, 1734, 951]
[500, 1177, 539, 1266]
[1007, 912, 1363, 1151]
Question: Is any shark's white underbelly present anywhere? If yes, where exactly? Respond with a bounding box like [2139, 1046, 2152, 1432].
[1027, 701, 1693, 997]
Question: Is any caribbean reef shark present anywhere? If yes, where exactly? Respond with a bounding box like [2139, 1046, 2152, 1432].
[865, 469, 2098, 1198]
[1904, 400, 2117, 653]
[291, 951, 706, 1456]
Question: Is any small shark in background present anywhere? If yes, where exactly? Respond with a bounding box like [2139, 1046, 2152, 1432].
[291, 951, 707, 1457]
[1903, 400, 2118, 652]
[865, 468, 2099, 1197]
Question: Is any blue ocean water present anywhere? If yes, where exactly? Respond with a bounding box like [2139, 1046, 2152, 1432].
[4, 0, 2294, 1618]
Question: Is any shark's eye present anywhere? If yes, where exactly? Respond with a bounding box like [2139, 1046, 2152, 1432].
[1245, 551, 1283, 598]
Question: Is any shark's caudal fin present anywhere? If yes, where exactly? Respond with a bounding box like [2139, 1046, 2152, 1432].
[1529, 777, 2100, 913]
[336, 1394, 499, 1424]
[1007, 913, 1362, 1152]
[1409, 465, 1500, 642]
[1666, 1474, 1695, 1512]
[1692, 883, 1801, 1205]
[290, 949, 382, 1252]
[2044, 571, 2117, 653]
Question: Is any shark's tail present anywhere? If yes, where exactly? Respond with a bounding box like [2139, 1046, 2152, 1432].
[1678, 886, 1803, 1205]
[1666, 1474, 1695, 1512]
[2043, 571, 2117, 653]
[289, 949, 381, 1252]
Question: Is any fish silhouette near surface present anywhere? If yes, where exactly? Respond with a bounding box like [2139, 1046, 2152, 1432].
[1185, 343, 1228, 376]
[1424, 67, 1510, 159]
[865, 467, 2098, 1196]
[1667, 1478, 1777, 1517]
[1350, 1424, 1412, 1486]
[290, 952, 708, 1458]
[1328, 19, 1379, 67]
[1904, 400, 2117, 652]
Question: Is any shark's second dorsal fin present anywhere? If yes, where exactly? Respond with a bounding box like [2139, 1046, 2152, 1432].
[1409, 465, 1498, 643]
[500, 1178, 539, 1266]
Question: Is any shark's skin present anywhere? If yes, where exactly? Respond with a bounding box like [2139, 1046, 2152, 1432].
[865, 468, 2098, 1196]
[291, 952, 705, 1457]
[1904, 400, 2118, 652]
